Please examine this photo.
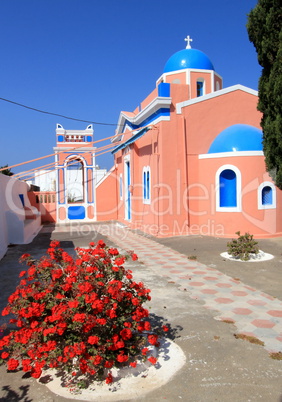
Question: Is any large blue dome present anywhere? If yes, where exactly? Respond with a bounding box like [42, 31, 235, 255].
[164, 48, 214, 73]
[208, 124, 263, 154]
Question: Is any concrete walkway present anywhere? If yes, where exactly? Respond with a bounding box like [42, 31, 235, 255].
[91, 223, 282, 354]
[0, 223, 281, 401]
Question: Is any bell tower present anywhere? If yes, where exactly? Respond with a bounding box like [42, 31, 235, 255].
[54, 124, 96, 223]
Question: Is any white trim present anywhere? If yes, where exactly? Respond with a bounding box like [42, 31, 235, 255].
[156, 68, 223, 86]
[124, 155, 131, 221]
[215, 165, 242, 212]
[96, 166, 115, 188]
[176, 84, 258, 114]
[119, 173, 123, 200]
[113, 97, 172, 140]
[258, 181, 276, 210]
[53, 147, 96, 152]
[199, 151, 264, 159]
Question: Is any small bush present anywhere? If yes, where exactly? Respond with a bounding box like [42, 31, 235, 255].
[227, 231, 259, 261]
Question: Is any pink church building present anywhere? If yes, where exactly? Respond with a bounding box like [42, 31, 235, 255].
[57, 37, 282, 238]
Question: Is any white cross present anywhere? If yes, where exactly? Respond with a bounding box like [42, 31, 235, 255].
[184, 35, 193, 49]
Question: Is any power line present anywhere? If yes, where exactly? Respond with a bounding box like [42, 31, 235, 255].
[0, 97, 118, 126]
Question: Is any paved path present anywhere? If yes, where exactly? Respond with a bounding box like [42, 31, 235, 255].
[92, 223, 282, 354]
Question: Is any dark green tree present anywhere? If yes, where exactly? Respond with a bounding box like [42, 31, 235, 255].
[247, 0, 282, 189]
[0, 164, 14, 176]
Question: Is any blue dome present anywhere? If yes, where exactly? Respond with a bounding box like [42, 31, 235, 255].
[208, 124, 263, 153]
[164, 48, 214, 73]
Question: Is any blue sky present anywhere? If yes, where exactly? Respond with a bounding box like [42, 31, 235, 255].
[0, 0, 260, 175]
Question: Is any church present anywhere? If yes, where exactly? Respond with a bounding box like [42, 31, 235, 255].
[56, 36, 282, 238]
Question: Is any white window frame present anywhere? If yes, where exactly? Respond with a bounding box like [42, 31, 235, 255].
[119, 173, 123, 200]
[258, 181, 276, 210]
[215, 164, 242, 212]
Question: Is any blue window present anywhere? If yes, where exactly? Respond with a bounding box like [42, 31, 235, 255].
[146, 171, 150, 200]
[219, 169, 237, 207]
[262, 186, 273, 205]
[143, 167, 150, 203]
[197, 81, 204, 97]
[19, 194, 25, 207]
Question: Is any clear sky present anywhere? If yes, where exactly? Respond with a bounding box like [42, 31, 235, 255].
[0, 0, 260, 175]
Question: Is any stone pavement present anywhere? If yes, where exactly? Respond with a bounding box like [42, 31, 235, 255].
[91, 223, 282, 354]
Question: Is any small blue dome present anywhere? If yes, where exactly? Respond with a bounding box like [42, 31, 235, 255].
[208, 124, 263, 153]
[164, 48, 214, 73]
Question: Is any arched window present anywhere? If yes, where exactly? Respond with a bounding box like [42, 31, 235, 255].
[143, 166, 151, 204]
[258, 182, 276, 209]
[66, 158, 84, 203]
[220, 169, 237, 207]
[262, 186, 272, 205]
[216, 165, 241, 212]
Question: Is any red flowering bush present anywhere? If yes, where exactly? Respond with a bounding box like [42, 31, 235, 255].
[0, 240, 165, 388]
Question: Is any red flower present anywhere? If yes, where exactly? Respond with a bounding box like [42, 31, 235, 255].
[148, 334, 158, 345]
[73, 313, 86, 323]
[93, 355, 103, 365]
[109, 248, 119, 256]
[131, 253, 138, 261]
[20, 253, 31, 260]
[162, 325, 169, 332]
[115, 257, 125, 266]
[97, 240, 106, 248]
[105, 372, 113, 384]
[22, 359, 32, 372]
[130, 361, 137, 367]
[120, 328, 132, 340]
[68, 300, 79, 308]
[116, 353, 128, 363]
[61, 252, 73, 263]
[144, 321, 151, 331]
[104, 360, 114, 368]
[7, 358, 19, 371]
[148, 356, 157, 365]
[96, 318, 106, 326]
[49, 240, 60, 248]
[87, 336, 99, 345]
[1, 351, 9, 359]
[51, 268, 63, 280]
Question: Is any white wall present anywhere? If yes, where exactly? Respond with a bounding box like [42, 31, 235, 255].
[0, 175, 41, 259]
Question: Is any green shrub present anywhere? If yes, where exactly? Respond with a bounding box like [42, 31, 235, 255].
[227, 231, 259, 261]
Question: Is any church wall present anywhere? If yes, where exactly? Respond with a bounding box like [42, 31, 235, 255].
[182, 90, 262, 155]
[190, 71, 212, 97]
[96, 167, 119, 221]
[163, 71, 187, 85]
[140, 88, 158, 111]
[196, 155, 282, 237]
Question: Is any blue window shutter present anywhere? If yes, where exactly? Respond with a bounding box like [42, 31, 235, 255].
[219, 169, 237, 207]
[262, 186, 272, 205]
[146, 171, 150, 199]
[143, 171, 147, 199]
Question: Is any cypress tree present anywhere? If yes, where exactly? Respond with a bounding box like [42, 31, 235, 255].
[247, 0, 282, 189]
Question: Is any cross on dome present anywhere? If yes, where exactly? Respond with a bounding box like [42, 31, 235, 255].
[184, 35, 193, 49]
